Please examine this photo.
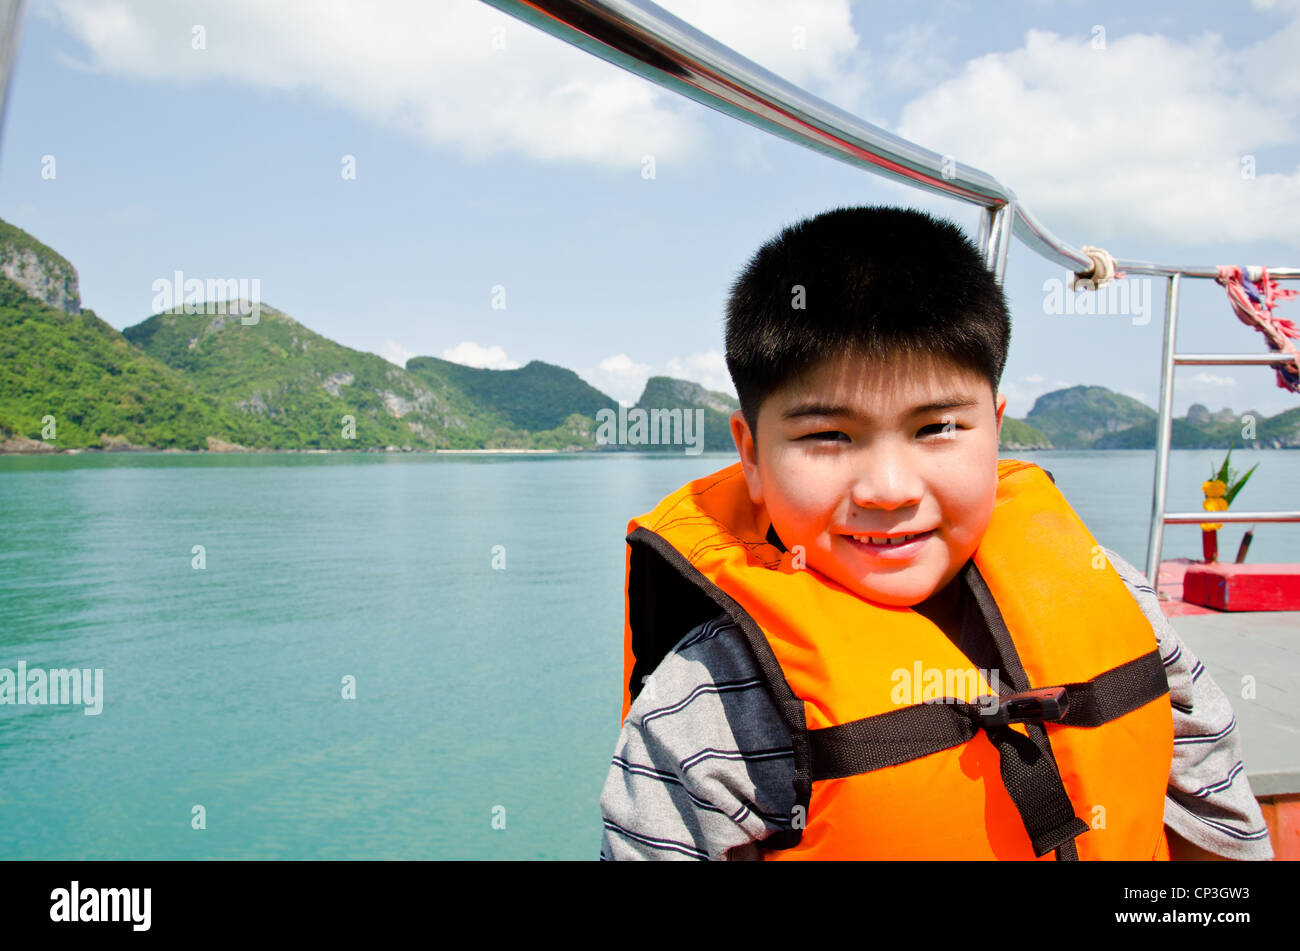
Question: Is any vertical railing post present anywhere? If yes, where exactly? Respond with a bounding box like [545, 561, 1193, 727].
[1145, 273, 1181, 591]
[979, 202, 1014, 285]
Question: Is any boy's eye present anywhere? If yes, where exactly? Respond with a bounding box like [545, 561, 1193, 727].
[801, 430, 849, 442]
[919, 423, 963, 437]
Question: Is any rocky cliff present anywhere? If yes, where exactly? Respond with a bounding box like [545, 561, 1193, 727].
[0, 219, 80, 314]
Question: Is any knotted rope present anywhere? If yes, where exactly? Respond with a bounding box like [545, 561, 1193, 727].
[1069, 245, 1124, 291]
[1214, 265, 1300, 394]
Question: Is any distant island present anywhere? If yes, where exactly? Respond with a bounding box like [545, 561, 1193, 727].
[2, 217, 1297, 454]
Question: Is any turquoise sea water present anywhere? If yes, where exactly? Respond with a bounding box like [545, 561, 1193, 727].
[0, 448, 1296, 859]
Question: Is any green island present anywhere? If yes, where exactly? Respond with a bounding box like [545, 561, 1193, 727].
[2, 218, 1297, 454]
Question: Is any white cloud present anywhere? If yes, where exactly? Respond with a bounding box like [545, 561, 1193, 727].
[1186, 372, 1238, 389]
[443, 340, 520, 370]
[599, 353, 650, 375]
[1240, 1, 1300, 101]
[665, 349, 734, 396]
[580, 349, 736, 406]
[382, 338, 415, 369]
[581, 353, 654, 406]
[895, 25, 1300, 246]
[40, 0, 1300, 247]
[41, 0, 867, 169]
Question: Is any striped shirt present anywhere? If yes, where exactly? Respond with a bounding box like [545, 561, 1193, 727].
[599, 547, 1274, 861]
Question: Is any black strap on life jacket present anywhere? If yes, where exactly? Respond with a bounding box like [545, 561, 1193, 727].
[805, 647, 1168, 857]
[803, 560, 1170, 859]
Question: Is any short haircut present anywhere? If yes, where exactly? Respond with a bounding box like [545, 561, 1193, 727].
[724, 205, 1011, 440]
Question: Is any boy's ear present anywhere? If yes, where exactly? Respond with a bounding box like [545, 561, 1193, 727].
[994, 392, 1007, 438]
[730, 410, 764, 505]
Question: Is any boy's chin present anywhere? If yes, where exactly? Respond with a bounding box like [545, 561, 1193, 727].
[843, 577, 938, 609]
[857, 590, 931, 609]
[808, 550, 946, 607]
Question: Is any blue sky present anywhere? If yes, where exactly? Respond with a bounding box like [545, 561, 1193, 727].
[3, 0, 1299, 419]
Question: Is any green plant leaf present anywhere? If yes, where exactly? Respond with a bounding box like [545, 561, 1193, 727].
[1225, 462, 1259, 506]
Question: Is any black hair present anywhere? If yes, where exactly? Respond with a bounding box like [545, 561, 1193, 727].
[724, 205, 1010, 441]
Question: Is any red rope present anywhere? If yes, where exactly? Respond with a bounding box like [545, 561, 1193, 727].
[1213, 265, 1300, 394]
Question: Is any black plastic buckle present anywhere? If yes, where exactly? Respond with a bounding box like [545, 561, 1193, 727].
[982, 686, 1069, 726]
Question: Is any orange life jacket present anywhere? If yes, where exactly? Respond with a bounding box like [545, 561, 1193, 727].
[621, 459, 1173, 860]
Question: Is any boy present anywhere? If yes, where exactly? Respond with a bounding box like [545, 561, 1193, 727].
[600, 205, 1273, 861]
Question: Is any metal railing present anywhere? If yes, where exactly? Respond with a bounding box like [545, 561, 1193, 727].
[484, 0, 1300, 593]
[1146, 274, 1300, 589]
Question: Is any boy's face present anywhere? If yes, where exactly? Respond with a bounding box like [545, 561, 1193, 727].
[732, 351, 1007, 608]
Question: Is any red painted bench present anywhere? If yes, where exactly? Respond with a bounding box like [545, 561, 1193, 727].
[1182, 563, 1300, 612]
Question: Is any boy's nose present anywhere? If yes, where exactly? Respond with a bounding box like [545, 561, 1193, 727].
[847, 456, 924, 512]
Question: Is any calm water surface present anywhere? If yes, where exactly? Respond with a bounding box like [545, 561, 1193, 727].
[0, 448, 1296, 858]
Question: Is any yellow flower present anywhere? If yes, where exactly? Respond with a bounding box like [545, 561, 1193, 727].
[1200, 496, 1228, 531]
[1202, 480, 1227, 498]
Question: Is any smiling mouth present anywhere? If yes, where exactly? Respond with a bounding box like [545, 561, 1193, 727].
[842, 529, 935, 554]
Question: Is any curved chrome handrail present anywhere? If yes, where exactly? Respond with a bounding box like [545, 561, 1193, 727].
[482, 0, 1299, 281]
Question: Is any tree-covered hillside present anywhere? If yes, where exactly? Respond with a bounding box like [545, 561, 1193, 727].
[404, 355, 619, 434]
[0, 277, 246, 449]
[124, 304, 549, 450]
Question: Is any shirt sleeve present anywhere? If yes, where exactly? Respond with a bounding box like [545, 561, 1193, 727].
[1102, 547, 1274, 860]
[598, 612, 797, 861]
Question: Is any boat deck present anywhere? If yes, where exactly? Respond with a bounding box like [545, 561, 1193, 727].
[1166, 609, 1300, 795]
[1157, 560, 1299, 857]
